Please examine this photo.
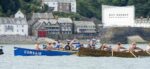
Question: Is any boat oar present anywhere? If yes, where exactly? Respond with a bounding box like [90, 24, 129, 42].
[129, 51, 137, 58]
[111, 50, 114, 56]
[146, 51, 150, 55]
[146, 44, 150, 55]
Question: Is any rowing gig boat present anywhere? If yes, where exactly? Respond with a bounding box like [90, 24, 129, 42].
[78, 47, 150, 58]
[14, 47, 76, 56]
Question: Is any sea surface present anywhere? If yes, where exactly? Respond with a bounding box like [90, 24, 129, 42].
[0, 44, 150, 69]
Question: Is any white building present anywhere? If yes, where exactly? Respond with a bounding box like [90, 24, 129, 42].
[74, 21, 96, 34]
[15, 10, 25, 18]
[42, 0, 76, 13]
[102, 5, 135, 27]
[134, 18, 150, 28]
[0, 10, 28, 35]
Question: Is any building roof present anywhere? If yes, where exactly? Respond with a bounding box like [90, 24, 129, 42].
[43, 0, 76, 3]
[32, 13, 54, 19]
[58, 18, 73, 23]
[74, 21, 95, 26]
[33, 19, 59, 30]
[102, 5, 134, 9]
[15, 10, 25, 18]
[0, 17, 28, 25]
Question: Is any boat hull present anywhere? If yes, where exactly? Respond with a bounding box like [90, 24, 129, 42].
[14, 47, 76, 56]
[78, 47, 150, 58]
[0, 49, 4, 55]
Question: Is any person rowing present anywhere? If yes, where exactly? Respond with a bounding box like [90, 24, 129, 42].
[46, 42, 53, 50]
[69, 39, 76, 50]
[35, 42, 40, 50]
[99, 43, 111, 51]
[112, 42, 127, 52]
[88, 39, 96, 49]
[64, 42, 71, 50]
[54, 40, 61, 50]
[128, 42, 143, 52]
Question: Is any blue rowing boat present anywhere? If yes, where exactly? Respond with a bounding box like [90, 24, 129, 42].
[14, 47, 76, 56]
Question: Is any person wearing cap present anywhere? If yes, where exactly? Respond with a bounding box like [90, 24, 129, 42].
[128, 42, 143, 52]
[112, 42, 127, 52]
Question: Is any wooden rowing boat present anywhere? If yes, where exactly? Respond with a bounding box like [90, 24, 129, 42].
[14, 47, 76, 56]
[78, 47, 150, 58]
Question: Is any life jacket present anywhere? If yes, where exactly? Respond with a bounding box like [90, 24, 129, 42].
[65, 45, 70, 50]
[43, 44, 47, 49]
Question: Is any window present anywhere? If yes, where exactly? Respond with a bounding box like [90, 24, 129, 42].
[5, 25, 14, 32]
[22, 29, 24, 32]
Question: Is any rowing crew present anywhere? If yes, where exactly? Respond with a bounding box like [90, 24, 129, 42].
[100, 42, 150, 52]
[35, 40, 82, 51]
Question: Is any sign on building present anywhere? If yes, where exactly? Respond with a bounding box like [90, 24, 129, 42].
[102, 5, 135, 27]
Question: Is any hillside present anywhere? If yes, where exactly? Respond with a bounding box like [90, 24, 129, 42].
[0, 0, 150, 20]
[0, 0, 48, 19]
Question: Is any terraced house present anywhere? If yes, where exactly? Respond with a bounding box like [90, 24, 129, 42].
[32, 19, 60, 37]
[58, 18, 73, 34]
[74, 21, 96, 38]
[30, 12, 54, 36]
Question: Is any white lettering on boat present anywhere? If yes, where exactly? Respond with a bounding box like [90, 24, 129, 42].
[24, 50, 41, 55]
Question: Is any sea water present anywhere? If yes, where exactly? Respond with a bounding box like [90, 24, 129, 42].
[0, 44, 150, 69]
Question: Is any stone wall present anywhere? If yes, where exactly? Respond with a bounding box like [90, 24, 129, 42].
[100, 27, 150, 44]
[0, 35, 37, 44]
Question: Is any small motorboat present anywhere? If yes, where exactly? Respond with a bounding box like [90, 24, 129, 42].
[14, 47, 77, 56]
[78, 47, 150, 58]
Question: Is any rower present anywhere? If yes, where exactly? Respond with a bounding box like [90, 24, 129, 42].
[54, 41, 61, 50]
[46, 42, 53, 50]
[112, 42, 127, 52]
[129, 42, 143, 52]
[99, 43, 111, 51]
[64, 43, 71, 50]
[35, 42, 40, 50]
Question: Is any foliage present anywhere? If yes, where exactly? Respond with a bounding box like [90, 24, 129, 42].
[77, 0, 150, 19]
[53, 12, 83, 20]
[0, 0, 150, 20]
[0, 0, 42, 17]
